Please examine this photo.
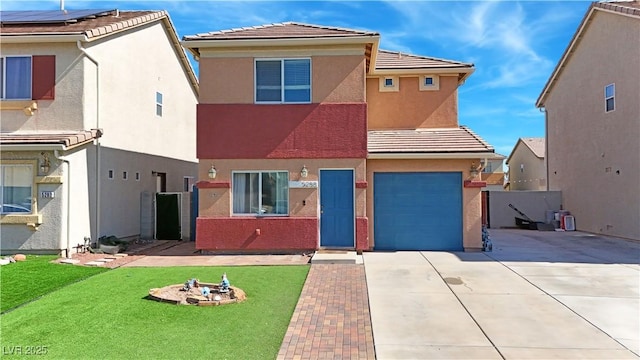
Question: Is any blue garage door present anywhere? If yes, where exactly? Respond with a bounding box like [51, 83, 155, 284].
[374, 172, 462, 251]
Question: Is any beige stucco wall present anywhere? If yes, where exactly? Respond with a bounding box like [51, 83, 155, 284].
[543, 11, 640, 240]
[0, 42, 86, 132]
[84, 22, 198, 162]
[366, 159, 483, 250]
[366, 75, 459, 130]
[507, 146, 545, 191]
[198, 49, 366, 104]
[198, 159, 366, 218]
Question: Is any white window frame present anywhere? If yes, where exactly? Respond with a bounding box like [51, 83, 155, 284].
[123, 171, 128, 180]
[156, 92, 163, 116]
[232, 170, 289, 216]
[379, 76, 399, 92]
[254, 58, 311, 104]
[1, 55, 33, 100]
[420, 75, 440, 91]
[135, 172, 140, 181]
[108, 169, 114, 179]
[605, 83, 615, 113]
[0, 163, 34, 215]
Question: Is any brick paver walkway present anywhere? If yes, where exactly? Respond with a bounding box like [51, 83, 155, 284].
[277, 264, 375, 360]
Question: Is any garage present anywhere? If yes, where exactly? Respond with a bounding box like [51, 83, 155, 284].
[373, 172, 463, 251]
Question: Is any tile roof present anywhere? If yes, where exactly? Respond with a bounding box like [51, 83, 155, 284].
[0, 130, 102, 150]
[0, 10, 163, 39]
[368, 126, 495, 155]
[375, 49, 473, 70]
[537, 1, 639, 106]
[519, 137, 545, 158]
[183, 21, 379, 40]
[0, 9, 199, 95]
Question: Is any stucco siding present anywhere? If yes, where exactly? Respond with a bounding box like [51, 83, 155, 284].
[84, 22, 197, 162]
[196, 158, 367, 251]
[366, 75, 459, 130]
[544, 11, 640, 239]
[0, 43, 85, 132]
[507, 147, 545, 191]
[366, 159, 483, 250]
[198, 54, 365, 104]
[99, 146, 197, 239]
[196, 103, 367, 159]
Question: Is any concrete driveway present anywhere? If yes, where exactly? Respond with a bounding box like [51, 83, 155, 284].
[364, 229, 640, 359]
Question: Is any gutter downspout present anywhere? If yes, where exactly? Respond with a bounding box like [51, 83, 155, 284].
[541, 107, 550, 191]
[54, 150, 71, 258]
[77, 40, 101, 248]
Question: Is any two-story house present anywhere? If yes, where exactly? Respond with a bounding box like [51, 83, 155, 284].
[505, 137, 546, 191]
[0, 9, 199, 256]
[536, 1, 639, 240]
[182, 22, 497, 253]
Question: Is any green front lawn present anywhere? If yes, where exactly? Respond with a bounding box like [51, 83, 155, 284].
[1, 255, 109, 313]
[1, 265, 309, 359]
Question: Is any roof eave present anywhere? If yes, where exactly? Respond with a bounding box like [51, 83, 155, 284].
[181, 35, 380, 52]
[370, 66, 475, 82]
[0, 33, 87, 43]
[367, 151, 497, 160]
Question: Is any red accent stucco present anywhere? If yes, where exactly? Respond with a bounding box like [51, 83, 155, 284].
[32, 55, 55, 100]
[356, 217, 369, 251]
[355, 181, 368, 188]
[197, 103, 367, 159]
[464, 180, 487, 188]
[196, 181, 231, 189]
[196, 217, 318, 252]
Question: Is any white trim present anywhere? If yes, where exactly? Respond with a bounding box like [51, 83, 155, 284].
[604, 83, 615, 113]
[0, 34, 87, 43]
[378, 76, 399, 92]
[318, 168, 356, 249]
[368, 152, 499, 160]
[231, 170, 290, 216]
[182, 35, 381, 50]
[419, 74, 440, 91]
[1, 55, 33, 100]
[254, 57, 312, 104]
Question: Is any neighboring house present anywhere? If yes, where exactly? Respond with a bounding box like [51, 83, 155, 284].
[536, 1, 640, 240]
[182, 22, 498, 252]
[481, 154, 506, 191]
[505, 138, 546, 191]
[0, 9, 199, 256]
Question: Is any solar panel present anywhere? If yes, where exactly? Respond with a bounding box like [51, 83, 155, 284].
[0, 9, 116, 25]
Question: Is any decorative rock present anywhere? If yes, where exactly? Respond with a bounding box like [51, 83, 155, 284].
[14, 254, 26, 261]
[95, 258, 115, 262]
[113, 253, 128, 257]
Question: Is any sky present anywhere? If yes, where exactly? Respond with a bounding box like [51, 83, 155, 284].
[2, 0, 594, 160]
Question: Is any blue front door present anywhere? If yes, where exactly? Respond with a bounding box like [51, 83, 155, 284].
[320, 170, 354, 248]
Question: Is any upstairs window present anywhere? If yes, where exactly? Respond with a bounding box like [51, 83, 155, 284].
[156, 92, 163, 116]
[420, 75, 439, 91]
[255, 59, 311, 103]
[233, 171, 289, 215]
[605, 84, 615, 112]
[1, 164, 33, 214]
[1, 55, 55, 100]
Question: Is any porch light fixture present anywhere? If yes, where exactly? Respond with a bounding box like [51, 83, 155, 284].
[208, 165, 217, 179]
[469, 162, 481, 179]
[40, 152, 51, 175]
[300, 165, 309, 178]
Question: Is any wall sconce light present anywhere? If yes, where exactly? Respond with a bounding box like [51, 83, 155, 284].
[300, 165, 308, 178]
[40, 152, 51, 175]
[23, 102, 38, 116]
[208, 165, 217, 179]
[469, 162, 481, 179]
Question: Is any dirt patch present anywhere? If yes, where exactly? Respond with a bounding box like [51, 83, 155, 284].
[148, 283, 246, 306]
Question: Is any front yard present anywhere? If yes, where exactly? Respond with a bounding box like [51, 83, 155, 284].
[1, 262, 309, 359]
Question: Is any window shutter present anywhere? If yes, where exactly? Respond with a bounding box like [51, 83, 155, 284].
[32, 55, 55, 100]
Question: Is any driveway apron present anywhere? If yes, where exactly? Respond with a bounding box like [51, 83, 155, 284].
[364, 231, 639, 360]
